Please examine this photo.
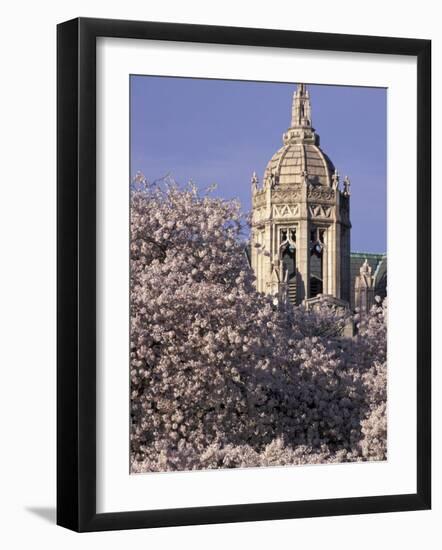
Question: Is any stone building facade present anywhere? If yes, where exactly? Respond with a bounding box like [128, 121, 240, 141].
[350, 252, 387, 311]
[249, 84, 386, 311]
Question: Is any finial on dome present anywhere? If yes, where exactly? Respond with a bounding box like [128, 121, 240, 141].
[291, 83, 312, 128]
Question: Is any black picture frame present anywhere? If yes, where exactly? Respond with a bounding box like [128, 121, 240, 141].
[57, 17, 431, 532]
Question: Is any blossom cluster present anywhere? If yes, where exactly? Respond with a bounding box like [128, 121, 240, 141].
[130, 176, 387, 472]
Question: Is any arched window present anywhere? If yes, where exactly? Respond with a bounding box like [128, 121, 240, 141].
[281, 243, 296, 281]
[279, 228, 297, 282]
[310, 227, 324, 297]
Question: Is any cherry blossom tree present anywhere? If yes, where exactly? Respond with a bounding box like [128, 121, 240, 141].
[130, 176, 387, 472]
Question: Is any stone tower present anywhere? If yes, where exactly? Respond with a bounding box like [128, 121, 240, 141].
[250, 84, 351, 306]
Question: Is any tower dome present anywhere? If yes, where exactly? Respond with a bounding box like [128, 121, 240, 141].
[263, 83, 335, 188]
[264, 143, 335, 187]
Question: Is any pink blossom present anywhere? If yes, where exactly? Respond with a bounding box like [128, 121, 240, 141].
[130, 177, 387, 472]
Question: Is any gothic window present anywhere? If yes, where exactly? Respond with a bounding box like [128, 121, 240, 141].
[281, 243, 296, 281]
[279, 227, 297, 282]
[279, 227, 296, 246]
[310, 226, 324, 297]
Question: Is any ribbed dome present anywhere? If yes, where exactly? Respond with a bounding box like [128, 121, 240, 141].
[264, 142, 335, 187]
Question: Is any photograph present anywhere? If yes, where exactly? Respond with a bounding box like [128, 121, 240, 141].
[129, 76, 388, 474]
[0, 1, 434, 542]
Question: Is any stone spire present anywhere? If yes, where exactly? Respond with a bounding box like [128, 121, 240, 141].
[283, 84, 319, 146]
[354, 259, 375, 313]
[291, 83, 312, 128]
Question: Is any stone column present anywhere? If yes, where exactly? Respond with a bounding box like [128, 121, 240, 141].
[297, 218, 310, 302]
[334, 221, 342, 299]
[264, 220, 273, 294]
[251, 229, 257, 286]
[297, 181, 310, 302]
[323, 227, 330, 294]
[340, 224, 351, 303]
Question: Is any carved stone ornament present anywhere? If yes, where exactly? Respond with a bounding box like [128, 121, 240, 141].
[252, 191, 266, 207]
[271, 189, 301, 203]
[273, 204, 299, 218]
[307, 186, 335, 201]
[309, 204, 332, 218]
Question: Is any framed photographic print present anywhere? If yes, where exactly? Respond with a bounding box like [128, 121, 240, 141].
[57, 17, 431, 532]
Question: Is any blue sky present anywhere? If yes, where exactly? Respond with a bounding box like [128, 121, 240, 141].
[130, 76, 386, 253]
